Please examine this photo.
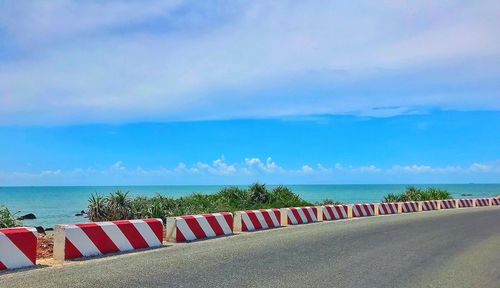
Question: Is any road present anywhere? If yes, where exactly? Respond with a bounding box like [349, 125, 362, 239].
[1, 207, 499, 288]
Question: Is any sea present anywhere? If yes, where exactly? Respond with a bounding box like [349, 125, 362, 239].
[0, 184, 498, 228]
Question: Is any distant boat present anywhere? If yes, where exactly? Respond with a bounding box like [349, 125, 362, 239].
[461, 193, 473, 196]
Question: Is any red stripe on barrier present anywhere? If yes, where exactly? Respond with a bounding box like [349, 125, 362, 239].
[303, 208, 313, 223]
[247, 212, 262, 230]
[475, 198, 490, 206]
[223, 213, 233, 231]
[0, 261, 6, 270]
[113, 221, 148, 249]
[179, 216, 206, 240]
[242, 218, 249, 231]
[75, 223, 119, 254]
[65, 238, 84, 259]
[4, 228, 37, 265]
[337, 206, 348, 218]
[260, 210, 274, 227]
[290, 208, 302, 224]
[205, 214, 224, 236]
[144, 219, 164, 243]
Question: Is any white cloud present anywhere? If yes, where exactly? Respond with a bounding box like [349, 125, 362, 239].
[0, 1, 499, 125]
[389, 164, 463, 174]
[353, 165, 382, 173]
[110, 161, 126, 171]
[469, 163, 491, 172]
[244, 157, 284, 174]
[300, 165, 313, 174]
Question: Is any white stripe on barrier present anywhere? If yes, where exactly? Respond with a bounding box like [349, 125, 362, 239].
[0, 233, 33, 270]
[214, 213, 233, 235]
[196, 216, 216, 238]
[98, 222, 134, 251]
[267, 209, 280, 227]
[305, 207, 317, 222]
[64, 225, 101, 257]
[241, 213, 254, 231]
[130, 220, 162, 247]
[287, 210, 298, 224]
[176, 218, 197, 241]
[296, 208, 308, 223]
[254, 212, 269, 229]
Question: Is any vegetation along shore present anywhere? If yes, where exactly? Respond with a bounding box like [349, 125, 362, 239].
[1, 184, 455, 259]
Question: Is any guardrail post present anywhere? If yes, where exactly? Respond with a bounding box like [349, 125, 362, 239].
[233, 211, 243, 233]
[165, 217, 177, 242]
[417, 201, 423, 212]
[436, 200, 442, 210]
[347, 204, 353, 218]
[53, 225, 65, 262]
[397, 203, 403, 213]
[280, 208, 288, 227]
[315, 206, 323, 221]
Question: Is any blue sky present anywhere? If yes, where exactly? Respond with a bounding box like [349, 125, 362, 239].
[0, 1, 499, 185]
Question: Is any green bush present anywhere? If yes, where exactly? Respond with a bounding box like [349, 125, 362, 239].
[0, 205, 21, 228]
[382, 186, 452, 203]
[87, 183, 337, 222]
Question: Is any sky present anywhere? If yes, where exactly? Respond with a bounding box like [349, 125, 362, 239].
[0, 1, 499, 185]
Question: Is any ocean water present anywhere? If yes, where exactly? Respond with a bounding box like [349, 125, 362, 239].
[0, 184, 498, 228]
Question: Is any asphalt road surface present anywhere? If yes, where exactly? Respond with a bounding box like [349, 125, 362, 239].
[2, 207, 499, 288]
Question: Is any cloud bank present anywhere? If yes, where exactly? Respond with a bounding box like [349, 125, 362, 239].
[1, 157, 499, 185]
[1, 1, 499, 125]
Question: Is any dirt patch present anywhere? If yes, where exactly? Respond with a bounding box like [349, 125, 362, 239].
[37, 234, 54, 259]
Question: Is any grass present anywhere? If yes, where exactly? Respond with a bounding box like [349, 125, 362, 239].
[0, 205, 21, 228]
[382, 186, 452, 202]
[88, 183, 341, 222]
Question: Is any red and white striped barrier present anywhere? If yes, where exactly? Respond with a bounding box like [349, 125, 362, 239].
[440, 199, 457, 209]
[378, 203, 400, 215]
[458, 199, 474, 208]
[352, 203, 377, 217]
[322, 205, 351, 220]
[474, 198, 491, 207]
[54, 219, 163, 260]
[0, 227, 37, 270]
[281, 207, 319, 225]
[166, 212, 233, 242]
[421, 200, 439, 211]
[491, 198, 500, 206]
[401, 201, 420, 213]
[234, 209, 281, 232]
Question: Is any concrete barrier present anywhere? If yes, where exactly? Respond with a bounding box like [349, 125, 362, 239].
[440, 199, 457, 209]
[0, 227, 37, 270]
[233, 209, 281, 232]
[421, 200, 440, 211]
[491, 198, 500, 206]
[378, 203, 401, 215]
[352, 203, 377, 217]
[458, 199, 474, 208]
[401, 201, 421, 213]
[474, 198, 491, 207]
[280, 206, 321, 226]
[322, 204, 351, 220]
[54, 219, 163, 260]
[166, 212, 233, 242]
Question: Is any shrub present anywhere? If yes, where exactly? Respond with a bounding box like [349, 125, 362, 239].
[382, 186, 452, 203]
[87, 184, 317, 222]
[318, 198, 343, 205]
[0, 205, 21, 228]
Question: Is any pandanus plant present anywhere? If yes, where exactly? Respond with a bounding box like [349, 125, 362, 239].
[87, 194, 108, 222]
